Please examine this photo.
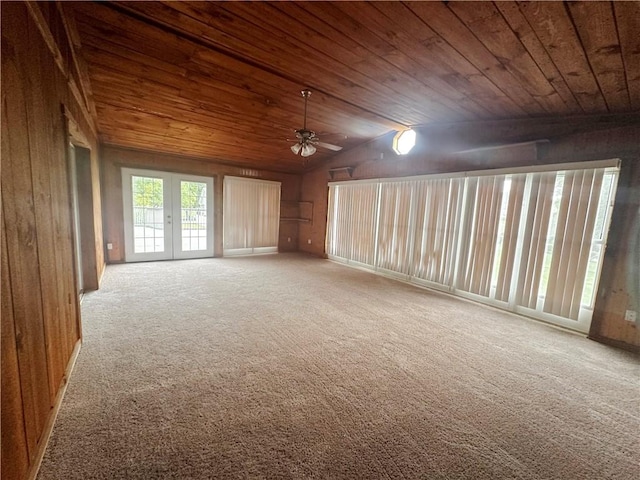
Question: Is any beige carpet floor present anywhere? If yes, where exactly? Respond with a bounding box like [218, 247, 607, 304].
[38, 253, 639, 479]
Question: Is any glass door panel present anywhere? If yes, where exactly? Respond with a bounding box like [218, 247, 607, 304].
[123, 169, 172, 262]
[132, 175, 166, 254]
[123, 169, 213, 262]
[173, 175, 214, 259]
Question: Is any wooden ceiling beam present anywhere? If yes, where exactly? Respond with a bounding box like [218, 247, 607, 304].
[416, 112, 640, 154]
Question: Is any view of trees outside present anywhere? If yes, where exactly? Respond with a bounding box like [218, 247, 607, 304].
[180, 181, 207, 230]
[534, 171, 614, 308]
[130, 176, 209, 253]
[133, 176, 163, 207]
[181, 181, 206, 209]
[132, 177, 205, 209]
[132, 176, 206, 234]
[487, 170, 615, 310]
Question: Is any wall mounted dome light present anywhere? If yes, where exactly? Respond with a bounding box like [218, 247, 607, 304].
[392, 129, 417, 155]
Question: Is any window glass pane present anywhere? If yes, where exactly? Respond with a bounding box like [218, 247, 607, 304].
[181, 181, 207, 252]
[131, 176, 164, 253]
[538, 173, 564, 299]
[491, 177, 511, 292]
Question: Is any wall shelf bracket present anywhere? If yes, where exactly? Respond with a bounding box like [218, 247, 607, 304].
[328, 166, 354, 180]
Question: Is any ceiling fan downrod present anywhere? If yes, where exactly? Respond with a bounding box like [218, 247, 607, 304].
[301, 89, 311, 130]
[290, 88, 342, 158]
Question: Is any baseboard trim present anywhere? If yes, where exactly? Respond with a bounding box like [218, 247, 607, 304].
[27, 338, 82, 480]
[588, 334, 640, 354]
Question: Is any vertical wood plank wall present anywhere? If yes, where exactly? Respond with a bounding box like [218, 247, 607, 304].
[1, 2, 104, 478]
[100, 146, 301, 263]
[299, 120, 640, 351]
[590, 159, 640, 348]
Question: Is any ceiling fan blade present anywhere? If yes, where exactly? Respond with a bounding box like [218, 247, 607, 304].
[316, 141, 343, 152]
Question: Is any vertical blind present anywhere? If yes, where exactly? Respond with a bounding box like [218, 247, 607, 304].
[456, 175, 506, 297]
[326, 182, 378, 265]
[376, 181, 414, 274]
[326, 161, 619, 332]
[412, 178, 463, 286]
[223, 176, 281, 256]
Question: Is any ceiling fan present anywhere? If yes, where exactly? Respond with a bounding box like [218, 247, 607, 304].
[290, 89, 343, 158]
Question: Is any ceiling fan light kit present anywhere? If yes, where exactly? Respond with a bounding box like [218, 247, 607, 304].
[290, 89, 342, 160]
[290, 142, 317, 157]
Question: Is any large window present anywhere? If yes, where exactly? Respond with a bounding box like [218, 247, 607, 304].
[326, 160, 619, 332]
[223, 176, 281, 256]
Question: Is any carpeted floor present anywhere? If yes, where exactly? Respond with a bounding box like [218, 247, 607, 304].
[38, 253, 639, 479]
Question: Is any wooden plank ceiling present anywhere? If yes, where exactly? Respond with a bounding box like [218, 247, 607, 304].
[69, 1, 639, 172]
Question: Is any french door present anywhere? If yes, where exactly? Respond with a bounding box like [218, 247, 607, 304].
[122, 168, 214, 262]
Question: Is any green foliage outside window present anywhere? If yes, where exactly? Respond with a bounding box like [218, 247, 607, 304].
[132, 177, 206, 209]
[132, 177, 163, 208]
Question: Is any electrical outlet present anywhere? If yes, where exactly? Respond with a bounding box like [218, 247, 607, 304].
[307, 239, 312, 244]
[107, 243, 113, 250]
[287, 237, 291, 242]
[624, 310, 637, 322]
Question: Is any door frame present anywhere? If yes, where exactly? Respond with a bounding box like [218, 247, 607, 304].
[171, 172, 215, 260]
[122, 168, 214, 262]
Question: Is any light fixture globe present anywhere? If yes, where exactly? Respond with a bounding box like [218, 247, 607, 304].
[300, 143, 316, 157]
[393, 129, 417, 155]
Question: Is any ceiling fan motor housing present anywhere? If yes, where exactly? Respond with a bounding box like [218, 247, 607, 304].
[295, 129, 317, 142]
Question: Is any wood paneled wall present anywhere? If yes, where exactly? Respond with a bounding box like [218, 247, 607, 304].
[1, 2, 104, 479]
[590, 159, 640, 349]
[101, 146, 301, 263]
[298, 117, 640, 351]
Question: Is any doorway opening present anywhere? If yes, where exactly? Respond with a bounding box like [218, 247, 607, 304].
[69, 144, 98, 294]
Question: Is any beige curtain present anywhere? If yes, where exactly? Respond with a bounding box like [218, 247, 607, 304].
[223, 176, 281, 254]
[326, 183, 378, 266]
[456, 176, 505, 297]
[376, 181, 413, 274]
[412, 177, 463, 285]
